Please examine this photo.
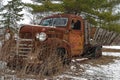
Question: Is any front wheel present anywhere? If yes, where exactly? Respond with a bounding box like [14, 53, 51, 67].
[57, 48, 71, 65]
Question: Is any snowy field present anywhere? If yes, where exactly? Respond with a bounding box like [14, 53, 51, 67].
[103, 46, 120, 49]
[54, 51, 120, 80]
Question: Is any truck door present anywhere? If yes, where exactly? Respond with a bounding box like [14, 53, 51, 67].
[69, 18, 84, 56]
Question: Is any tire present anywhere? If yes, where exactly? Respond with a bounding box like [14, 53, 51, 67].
[94, 45, 102, 58]
[82, 45, 102, 59]
[57, 48, 70, 65]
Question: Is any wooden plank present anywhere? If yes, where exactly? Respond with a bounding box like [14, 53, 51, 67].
[96, 28, 102, 44]
[96, 28, 102, 43]
[103, 31, 111, 45]
[105, 31, 114, 45]
[108, 32, 118, 45]
[111, 34, 120, 45]
[84, 20, 90, 44]
[93, 27, 100, 42]
[118, 39, 120, 45]
[116, 34, 120, 45]
[97, 28, 104, 44]
[99, 29, 107, 44]
[93, 27, 120, 45]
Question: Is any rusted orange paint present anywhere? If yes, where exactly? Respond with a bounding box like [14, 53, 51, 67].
[69, 31, 84, 56]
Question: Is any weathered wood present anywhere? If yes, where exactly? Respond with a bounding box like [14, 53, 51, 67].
[93, 27, 100, 41]
[93, 28, 120, 45]
[118, 38, 120, 45]
[111, 34, 120, 45]
[105, 31, 113, 45]
[99, 29, 107, 44]
[108, 32, 118, 45]
[94, 28, 103, 44]
[84, 20, 90, 44]
[97, 28, 103, 44]
[103, 30, 111, 45]
[115, 34, 120, 45]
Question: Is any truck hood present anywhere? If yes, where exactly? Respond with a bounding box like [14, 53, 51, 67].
[19, 24, 66, 39]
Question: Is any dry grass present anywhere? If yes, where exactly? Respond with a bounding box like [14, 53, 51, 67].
[1, 39, 120, 79]
[0, 39, 16, 61]
[0, 39, 68, 79]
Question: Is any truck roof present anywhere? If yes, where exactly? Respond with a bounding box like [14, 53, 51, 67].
[42, 14, 83, 20]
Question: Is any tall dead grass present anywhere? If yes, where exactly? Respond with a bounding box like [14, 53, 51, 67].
[0, 39, 16, 61]
[0, 39, 68, 79]
[21, 40, 67, 78]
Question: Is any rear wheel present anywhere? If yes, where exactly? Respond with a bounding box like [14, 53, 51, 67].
[94, 45, 102, 58]
[82, 45, 102, 59]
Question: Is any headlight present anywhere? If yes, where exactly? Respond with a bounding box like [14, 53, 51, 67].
[36, 32, 47, 41]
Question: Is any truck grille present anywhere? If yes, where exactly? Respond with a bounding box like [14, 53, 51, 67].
[17, 39, 33, 57]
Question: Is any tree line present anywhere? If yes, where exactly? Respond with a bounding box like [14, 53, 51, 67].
[0, 0, 120, 33]
[0, 0, 23, 33]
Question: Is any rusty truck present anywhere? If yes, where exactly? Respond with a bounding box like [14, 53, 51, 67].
[1, 14, 102, 75]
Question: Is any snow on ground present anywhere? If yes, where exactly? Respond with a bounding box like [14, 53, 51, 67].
[82, 60, 120, 80]
[55, 52, 120, 80]
[103, 46, 120, 49]
[103, 52, 120, 57]
[82, 52, 120, 80]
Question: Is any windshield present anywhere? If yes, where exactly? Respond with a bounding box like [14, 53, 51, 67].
[40, 18, 68, 27]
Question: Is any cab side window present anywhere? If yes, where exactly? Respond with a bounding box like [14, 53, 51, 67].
[71, 19, 81, 30]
